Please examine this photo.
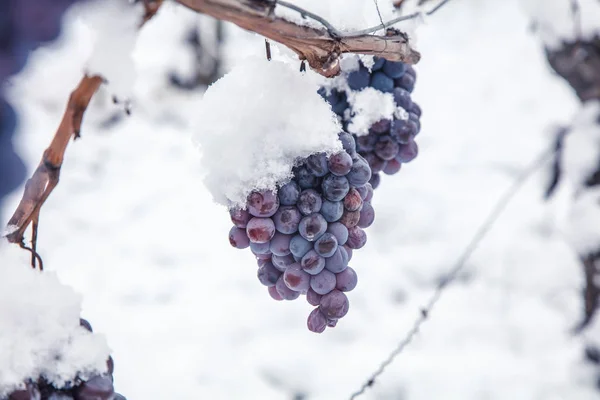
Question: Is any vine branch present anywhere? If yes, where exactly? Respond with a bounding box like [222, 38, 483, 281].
[174, 0, 422, 76]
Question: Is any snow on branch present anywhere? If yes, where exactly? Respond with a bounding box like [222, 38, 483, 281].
[174, 0, 422, 76]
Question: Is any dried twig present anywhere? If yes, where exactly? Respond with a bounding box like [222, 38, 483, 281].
[174, 0, 421, 76]
[4, 75, 103, 248]
[349, 147, 553, 399]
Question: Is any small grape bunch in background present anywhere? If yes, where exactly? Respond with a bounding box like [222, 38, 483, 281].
[227, 132, 376, 333]
[6, 319, 124, 400]
[319, 56, 422, 189]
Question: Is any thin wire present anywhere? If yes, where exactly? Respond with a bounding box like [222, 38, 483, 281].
[348, 146, 554, 399]
[372, 0, 386, 34]
[275, 0, 454, 38]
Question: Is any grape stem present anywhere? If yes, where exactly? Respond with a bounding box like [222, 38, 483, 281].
[349, 146, 554, 399]
[174, 0, 425, 76]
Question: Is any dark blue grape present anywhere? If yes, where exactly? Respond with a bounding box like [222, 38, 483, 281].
[272, 206, 301, 234]
[297, 189, 322, 215]
[409, 112, 421, 133]
[392, 87, 413, 111]
[356, 135, 377, 152]
[321, 174, 350, 201]
[278, 181, 300, 205]
[409, 102, 422, 117]
[370, 72, 394, 93]
[79, 318, 93, 332]
[383, 159, 402, 175]
[272, 253, 295, 271]
[347, 66, 370, 90]
[382, 61, 407, 79]
[295, 166, 318, 189]
[347, 157, 371, 186]
[328, 151, 353, 176]
[374, 135, 400, 160]
[314, 233, 338, 257]
[250, 241, 271, 255]
[320, 200, 343, 222]
[395, 73, 415, 92]
[331, 92, 349, 116]
[372, 57, 385, 71]
[257, 262, 282, 287]
[390, 118, 418, 144]
[290, 234, 312, 258]
[74, 375, 114, 400]
[369, 119, 391, 134]
[306, 153, 329, 177]
[338, 132, 356, 155]
[362, 153, 385, 174]
[369, 173, 381, 189]
[357, 202, 375, 228]
[298, 213, 327, 241]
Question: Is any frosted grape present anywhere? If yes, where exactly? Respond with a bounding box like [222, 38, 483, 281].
[320, 200, 343, 222]
[278, 181, 300, 205]
[339, 210, 360, 228]
[290, 234, 313, 258]
[250, 241, 271, 255]
[347, 157, 372, 186]
[326, 222, 348, 245]
[283, 265, 311, 293]
[307, 308, 327, 333]
[273, 206, 301, 234]
[271, 254, 296, 271]
[319, 290, 349, 319]
[246, 217, 275, 243]
[299, 213, 327, 241]
[397, 140, 418, 163]
[324, 246, 348, 273]
[301, 250, 326, 275]
[230, 208, 251, 228]
[269, 232, 292, 256]
[314, 233, 338, 257]
[343, 187, 363, 212]
[306, 288, 322, 306]
[247, 190, 279, 217]
[346, 226, 367, 249]
[297, 189, 322, 215]
[358, 202, 375, 229]
[383, 159, 402, 175]
[336, 267, 358, 292]
[310, 269, 337, 295]
[229, 227, 250, 249]
[306, 153, 329, 177]
[370, 71, 394, 92]
[328, 151, 353, 176]
[275, 276, 300, 300]
[268, 286, 283, 301]
[347, 66, 370, 90]
[374, 136, 400, 160]
[382, 61, 407, 78]
[321, 174, 350, 201]
[257, 262, 281, 287]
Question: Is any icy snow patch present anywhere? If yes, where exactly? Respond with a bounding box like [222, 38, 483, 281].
[564, 187, 600, 254]
[562, 102, 600, 188]
[521, 0, 600, 48]
[77, 0, 143, 98]
[0, 246, 110, 396]
[347, 88, 396, 136]
[193, 58, 342, 208]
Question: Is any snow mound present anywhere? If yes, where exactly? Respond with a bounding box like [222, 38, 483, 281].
[565, 187, 600, 254]
[193, 58, 342, 208]
[347, 88, 397, 135]
[77, 0, 143, 98]
[0, 245, 110, 396]
[522, 0, 600, 48]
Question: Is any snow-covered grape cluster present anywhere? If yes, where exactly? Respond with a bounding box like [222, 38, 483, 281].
[5, 319, 124, 400]
[228, 132, 375, 333]
[319, 56, 422, 189]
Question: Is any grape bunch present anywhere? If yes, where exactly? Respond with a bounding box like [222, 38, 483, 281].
[5, 319, 125, 400]
[319, 56, 422, 189]
[228, 132, 375, 333]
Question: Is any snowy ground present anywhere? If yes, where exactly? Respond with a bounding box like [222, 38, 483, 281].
[2, 0, 600, 399]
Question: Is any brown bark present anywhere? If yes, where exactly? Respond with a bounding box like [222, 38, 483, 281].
[174, 0, 420, 77]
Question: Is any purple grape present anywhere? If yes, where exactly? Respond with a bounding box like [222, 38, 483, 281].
[310, 269, 336, 295]
[283, 265, 311, 292]
[305, 289, 321, 307]
[383, 159, 402, 175]
[107, 356, 114, 374]
[356, 135, 377, 152]
[257, 262, 281, 287]
[275, 276, 300, 300]
[229, 227, 250, 249]
[268, 286, 283, 301]
[8, 383, 40, 400]
[319, 290, 349, 319]
[374, 136, 400, 160]
[271, 253, 295, 271]
[297, 189, 322, 215]
[255, 252, 272, 260]
[396, 72, 415, 92]
[369, 119, 392, 134]
[382, 61, 407, 79]
[331, 92, 349, 116]
[390, 119, 418, 144]
[314, 233, 338, 257]
[346, 226, 367, 249]
[328, 151, 353, 176]
[247, 190, 279, 217]
[362, 152, 385, 174]
[320, 200, 343, 222]
[298, 213, 327, 241]
[410, 102, 422, 117]
[290, 234, 312, 258]
[336, 267, 358, 292]
[344, 245, 353, 261]
[257, 258, 268, 267]
[321, 174, 350, 201]
[343, 187, 363, 211]
[326, 222, 348, 245]
[324, 246, 348, 273]
[358, 202, 375, 228]
[74, 375, 114, 400]
[409, 112, 421, 133]
[300, 250, 326, 275]
[295, 166, 318, 189]
[326, 318, 338, 327]
[347, 157, 371, 186]
[338, 132, 356, 155]
[392, 87, 413, 110]
[339, 210, 360, 228]
[363, 183, 373, 202]
[347, 66, 370, 90]
[269, 232, 292, 256]
[278, 181, 300, 205]
[48, 394, 74, 400]
[229, 208, 251, 228]
[370, 173, 381, 189]
[306, 153, 329, 177]
[246, 217, 276, 243]
[307, 308, 327, 333]
[370, 71, 394, 92]
[397, 140, 418, 163]
[272, 206, 301, 234]
[250, 241, 271, 255]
